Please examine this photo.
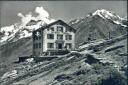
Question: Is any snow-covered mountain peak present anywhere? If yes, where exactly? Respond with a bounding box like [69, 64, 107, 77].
[0, 6, 55, 45]
[92, 9, 120, 20]
[69, 9, 127, 28]
[92, 9, 127, 27]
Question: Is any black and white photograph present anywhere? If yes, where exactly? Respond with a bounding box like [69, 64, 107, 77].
[0, 1, 127, 85]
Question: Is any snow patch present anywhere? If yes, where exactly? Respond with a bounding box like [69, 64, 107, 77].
[92, 9, 127, 27]
[1, 70, 17, 79]
[70, 19, 80, 25]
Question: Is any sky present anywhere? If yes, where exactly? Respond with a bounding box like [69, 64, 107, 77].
[0, 1, 127, 27]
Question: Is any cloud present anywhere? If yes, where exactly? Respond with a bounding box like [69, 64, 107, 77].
[35, 6, 55, 24]
[17, 13, 24, 18]
[17, 6, 55, 25]
[35, 6, 49, 19]
[17, 12, 36, 26]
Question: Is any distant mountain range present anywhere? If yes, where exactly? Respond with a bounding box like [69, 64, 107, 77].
[0, 9, 127, 72]
[0, 18, 53, 46]
[0, 9, 127, 46]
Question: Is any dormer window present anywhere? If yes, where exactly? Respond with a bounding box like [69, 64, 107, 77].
[57, 26, 63, 32]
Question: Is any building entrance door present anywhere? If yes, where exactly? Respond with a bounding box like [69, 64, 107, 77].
[58, 43, 62, 49]
[57, 43, 63, 50]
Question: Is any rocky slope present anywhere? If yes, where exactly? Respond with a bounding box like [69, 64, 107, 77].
[69, 9, 127, 48]
[0, 34, 127, 85]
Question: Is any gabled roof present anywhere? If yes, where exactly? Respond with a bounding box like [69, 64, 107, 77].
[33, 20, 76, 33]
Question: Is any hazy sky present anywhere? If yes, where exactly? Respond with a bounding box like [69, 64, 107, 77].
[0, 1, 127, 27]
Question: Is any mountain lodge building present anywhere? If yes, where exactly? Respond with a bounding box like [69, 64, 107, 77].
[32, 20, 76, 56]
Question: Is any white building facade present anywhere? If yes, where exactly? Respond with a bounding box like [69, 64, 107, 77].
[32, 20, 76, 56]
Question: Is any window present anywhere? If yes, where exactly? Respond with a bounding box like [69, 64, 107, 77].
[65, 28, 68, 32]
[57, 34, 63, 40]
[34, 43, 41, 49]
[36, 43, 38, 49]
[47, 28, 50, 31]
[34, 36, 38, 40]
[57, 26, 63, 32]
[47, 43, 54, 48]
[66, 35, 72, 40]
[48, 27, 54, 31]
[39, 43, 41, 48]
[39, 36, 41, 40]
[51, 27, 54, 31]
[47, 34, 54, 39]
[33, 44, 36, 49]
[34, 36, 41, 40]
[66, 28, 72, 32]
[66, 43, 72, 49]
